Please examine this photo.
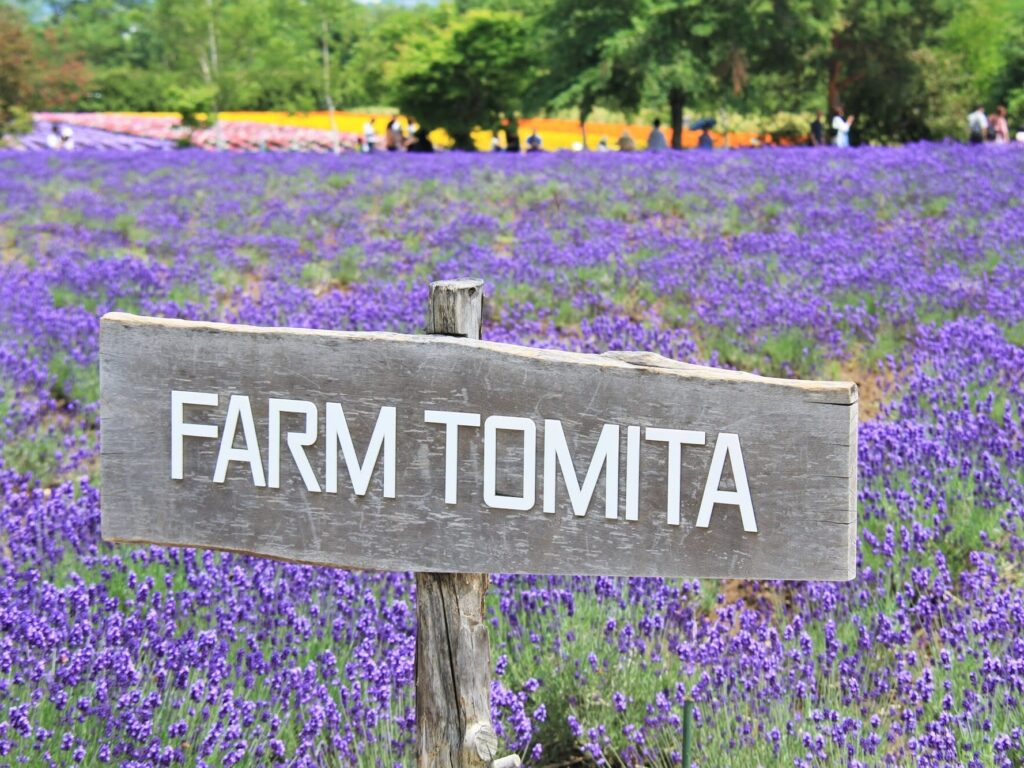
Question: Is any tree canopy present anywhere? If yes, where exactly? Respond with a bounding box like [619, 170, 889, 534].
[387, 9, 533, 147]
[3, 0, 1022, 144]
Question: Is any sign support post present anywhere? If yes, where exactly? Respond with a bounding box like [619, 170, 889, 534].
[417, 279, 505, 768]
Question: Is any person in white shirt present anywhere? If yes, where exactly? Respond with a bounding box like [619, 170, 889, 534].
[967, 106, 987, 144]
[362, 118, 379, 152]
[46, 125, 62, 150]
[832, 106, 854, 148]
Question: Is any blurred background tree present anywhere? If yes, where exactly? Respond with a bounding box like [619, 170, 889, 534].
[387, 8, 533, 148]
[3, 0, 1023, 145]
[1, 2, 89, 133]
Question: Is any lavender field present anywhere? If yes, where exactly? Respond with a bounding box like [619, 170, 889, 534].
[1, 145, 1023, 768]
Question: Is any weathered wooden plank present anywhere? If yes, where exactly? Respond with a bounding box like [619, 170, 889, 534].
[416, 279, 495, 768]
[100, 311, 858, 581]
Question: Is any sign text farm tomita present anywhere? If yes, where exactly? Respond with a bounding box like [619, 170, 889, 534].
[100, 313, 859, 581]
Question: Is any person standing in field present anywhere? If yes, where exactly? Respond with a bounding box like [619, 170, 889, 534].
[616, 130, 636, 151]
[407, 124, 433, 152]
[647, 118, 667, 151]
[362, 117, 379, 152]
[385, 116, 404, 151]
[697, 128, 713, 149]
[967, 105, 987, 144]
[526, 129, 543, 152]
[810, 112, 824, 146]
[990, 106, 1009, 143]
[46, 124, 62, 150]
[59, 124, 75, 150]
[832, 106, 854, 148]
[505, 125, 521, 153]
[491, 131, 503, 152]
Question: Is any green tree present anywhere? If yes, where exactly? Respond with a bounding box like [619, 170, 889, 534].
[938, 0, 1020, 105]
[388, 9, 534, 149]
[0, 4, 38, 129]
[604, 0, 835, 148]
[824, 0, 950, 141]
[297, 0, 362, 147]
[0, 3, 90, 130]
[533, 0, 643, 143]
[606, 0, 713, 148]
[340, 3, 444, 108]
[996, 14, 1024, 123]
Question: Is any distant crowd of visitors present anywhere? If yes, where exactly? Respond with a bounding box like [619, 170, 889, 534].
[358, 114, 717, 154]
[967, 105, 1013, 144]
[360, 116, 435, 153]
[39, 109, 1023, 154]
[807, 103, 1020, 148]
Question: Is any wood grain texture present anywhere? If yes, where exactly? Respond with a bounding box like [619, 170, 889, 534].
[425, 278, 484, 339]
[99, 312, 858, 581]
[416, 572, 494, 768]
[416, 279, 494, 768]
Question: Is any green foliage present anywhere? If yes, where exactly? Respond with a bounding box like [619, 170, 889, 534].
[939, 0, 1023, 106]
[1, 3, 91, 129]
[165, 83, 219, 127]
[388, 9, 534, 148]
[531, 0, 644, 122]
[3, 105, 34, 135]
[338, 4, 443, 108]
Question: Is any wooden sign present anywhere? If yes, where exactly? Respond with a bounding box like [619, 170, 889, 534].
[100, 312, 857, 581]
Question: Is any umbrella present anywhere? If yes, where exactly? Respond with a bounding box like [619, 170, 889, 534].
[689, 117, 716, 130]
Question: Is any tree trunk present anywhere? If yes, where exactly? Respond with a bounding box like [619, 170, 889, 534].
[579, 99, 592, 150]
[827, 58, 841, 114]
[669, 87, 685, 150]
[204, 0, 224, 150]
[321, 16, 340, 154]
[827, 31, 843, 113]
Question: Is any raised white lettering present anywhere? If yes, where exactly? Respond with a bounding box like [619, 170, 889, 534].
[325, 404, 396, 497]
[213, 394, 266, 486]
[170, 390, 218, 480]
[483, 415, 535, 511]
[645, 427, 705, 525]
[696, 433, 757, 532]
[543, 420, 619, 518]
[625, 425, 640, 521]
[424, 410, 481, 504]
[268, 399, 320, 492]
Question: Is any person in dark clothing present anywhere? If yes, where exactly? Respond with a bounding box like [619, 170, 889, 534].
[810, 112, 824, 146]
[504, 124, 521, 153]
[407, 126, 434, 153]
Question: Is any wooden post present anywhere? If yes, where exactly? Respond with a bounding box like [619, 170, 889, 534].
[418, 278, 497, 768]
